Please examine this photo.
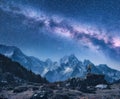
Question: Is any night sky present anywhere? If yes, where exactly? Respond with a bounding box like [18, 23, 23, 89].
[0, 0, 120, 70]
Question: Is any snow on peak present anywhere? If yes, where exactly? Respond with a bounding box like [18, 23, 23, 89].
[4, 51, 14, 57]
[0, 44, 23, 58]
[46, 58, 53, 65]
[60, 54, 79, 65]
[60, 55, 69, 64]
[64, 67, 73, 74]
[42, 68, 49, 77]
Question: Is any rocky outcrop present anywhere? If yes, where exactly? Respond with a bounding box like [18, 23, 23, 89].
[58, 73, 108, 93]
[85, 73, 107, 86]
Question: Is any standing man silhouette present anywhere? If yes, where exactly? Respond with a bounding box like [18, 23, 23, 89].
[87, 64, 92, 74]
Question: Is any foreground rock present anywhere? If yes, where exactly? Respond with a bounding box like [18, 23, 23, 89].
[0, 82, 120, 99]
[57, 73, 108, 93]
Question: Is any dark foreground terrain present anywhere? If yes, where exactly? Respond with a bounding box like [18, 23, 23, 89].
[0, 82, 120, 99]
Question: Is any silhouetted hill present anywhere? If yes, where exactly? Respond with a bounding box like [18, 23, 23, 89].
[0, 54, 48, 85]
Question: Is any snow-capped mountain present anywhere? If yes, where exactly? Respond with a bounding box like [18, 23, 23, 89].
[0, 44, 45, 74]
[45, 57, 120, 82]
[0, 44, 120, 83]
[96, 64, 120, 82]
[45, 55, 101, 82]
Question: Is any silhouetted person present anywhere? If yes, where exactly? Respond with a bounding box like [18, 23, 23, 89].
[87, 64, 92, 74]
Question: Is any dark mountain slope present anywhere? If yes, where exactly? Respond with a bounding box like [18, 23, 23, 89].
[0, 54, 48, 84]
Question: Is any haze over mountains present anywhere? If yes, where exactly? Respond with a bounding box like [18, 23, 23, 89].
[0, 44, 120, 83]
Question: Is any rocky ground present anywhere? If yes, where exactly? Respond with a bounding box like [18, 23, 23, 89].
[1, 73, 120, 99]
[0, 83, 120, 99]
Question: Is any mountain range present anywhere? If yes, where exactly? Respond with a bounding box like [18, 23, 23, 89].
[0, 44, 120, 83]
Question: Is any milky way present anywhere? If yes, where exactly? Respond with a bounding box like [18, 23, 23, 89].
[0, 0, 120, 69]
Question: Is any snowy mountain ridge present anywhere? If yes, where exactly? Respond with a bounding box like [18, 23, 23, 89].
[0, 44, 120, 82]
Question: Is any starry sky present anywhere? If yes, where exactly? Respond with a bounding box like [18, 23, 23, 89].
[0, 0, 120, 70]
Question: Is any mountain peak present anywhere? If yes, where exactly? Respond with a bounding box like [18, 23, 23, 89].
[46, 58, 53, 63]
[0, 44, 21, 57]
[97, 64, 111, 70]
[0, 44, 19, 50]
[45, 58, 53, 67]
[83, 59, 93, 66]
[69, 54, 76, 58]
[60, 54, 79, 64]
